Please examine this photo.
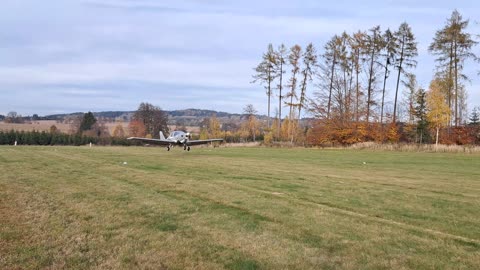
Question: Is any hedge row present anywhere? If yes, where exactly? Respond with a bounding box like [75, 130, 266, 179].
[0, 130, 135, 146]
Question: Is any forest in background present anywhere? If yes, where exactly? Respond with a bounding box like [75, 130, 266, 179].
[252, 10, 480, 145]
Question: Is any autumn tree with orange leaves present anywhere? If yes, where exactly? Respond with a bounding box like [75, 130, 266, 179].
[128, 120, 146, 137]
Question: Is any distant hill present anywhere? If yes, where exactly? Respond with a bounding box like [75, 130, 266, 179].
[40, 109, 269, 127]
[44, 111, 132, 120]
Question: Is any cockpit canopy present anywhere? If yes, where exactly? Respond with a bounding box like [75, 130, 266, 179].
[170, 131, 185, 137]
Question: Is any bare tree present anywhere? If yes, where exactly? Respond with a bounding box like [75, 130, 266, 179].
[5, 111, 24, 124]
[133, 102, 169, 138]
[275, 44, 287, 137]
[351, 31, 366, 122]
[285, 45, 302, 120]
[298, 43, 318, 119]
[364, 26, 383, 123]
[252, 44, 277, 128]
[379, 29, 397, 125]
[313, 32, 357, 123]
[285, 45, 302, 142]
[393, 22, 418, 123]
[323, 35, 340, 119]
[337, 32, 354, 123]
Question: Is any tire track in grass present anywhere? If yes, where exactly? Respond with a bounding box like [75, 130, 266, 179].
[91, 150, 480, 249]
[30, 148, 480, 248]
[198, 178, 480, 247]
[7, 149, 266, 269]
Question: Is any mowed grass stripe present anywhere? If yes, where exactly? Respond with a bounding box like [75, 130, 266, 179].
[3, 148, 480, 232]
[2, 148, 269, 269]
[1, 146, 479, 269]
[94, 147, 480, 242]
[187, 176, 480, 246]
[113, 148, 476, 240]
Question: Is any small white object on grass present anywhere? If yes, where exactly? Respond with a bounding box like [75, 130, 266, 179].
[123, 161, 128, 165]
[362, 162, 367, 165]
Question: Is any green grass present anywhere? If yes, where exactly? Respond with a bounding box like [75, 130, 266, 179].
[1, 146, 479, 269]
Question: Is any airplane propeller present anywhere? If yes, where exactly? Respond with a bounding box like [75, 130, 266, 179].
[182, 132, 191, 151]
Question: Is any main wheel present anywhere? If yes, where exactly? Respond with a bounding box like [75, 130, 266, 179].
[167, 146, 170, 151]
[187, 146, 191, 151]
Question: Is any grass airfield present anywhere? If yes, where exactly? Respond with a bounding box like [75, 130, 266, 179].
[1, 146, 479, 269]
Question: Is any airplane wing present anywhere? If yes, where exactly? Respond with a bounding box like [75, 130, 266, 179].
[127, 137, 171, 145]
[186, 139, 224, 146]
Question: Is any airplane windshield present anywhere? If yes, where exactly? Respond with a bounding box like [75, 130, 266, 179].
[171, 131, 182, 137]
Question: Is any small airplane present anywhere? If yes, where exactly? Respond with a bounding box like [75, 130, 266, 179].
[127, 130, 223, 151]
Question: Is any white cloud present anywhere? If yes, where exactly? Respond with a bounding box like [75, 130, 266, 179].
[0, 0, 479, 116]
[0, 55, 255, 88]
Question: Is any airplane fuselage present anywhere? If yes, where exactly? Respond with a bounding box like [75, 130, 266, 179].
[166, 130, 190, 145]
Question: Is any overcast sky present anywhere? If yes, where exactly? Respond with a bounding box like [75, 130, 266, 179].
[0, 0, 479, 116]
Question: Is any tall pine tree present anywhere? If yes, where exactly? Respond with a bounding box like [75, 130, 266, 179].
[79, 112, 97, 133]
[429, 10, 477, 126]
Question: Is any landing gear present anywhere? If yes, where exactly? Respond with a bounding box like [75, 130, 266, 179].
[167, 145, 171, 151]
[184, 145, 187, 151]
[187, 146, 191, 151]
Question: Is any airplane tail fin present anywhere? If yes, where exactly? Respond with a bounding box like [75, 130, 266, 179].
[159, 131, 166, 140]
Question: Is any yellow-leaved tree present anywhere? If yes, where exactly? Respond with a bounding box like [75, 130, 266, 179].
[112, 124, 126, 138]
[242, 105, 259, 142]
[426, 78, 451, 146]
[208, 115, 222, 139]
[200, 115, 222, 144]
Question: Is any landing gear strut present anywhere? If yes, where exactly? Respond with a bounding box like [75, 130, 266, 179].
[167, 145, 171, 151]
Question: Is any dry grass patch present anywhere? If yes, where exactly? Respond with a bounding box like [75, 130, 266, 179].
[349, 142, 480, 153]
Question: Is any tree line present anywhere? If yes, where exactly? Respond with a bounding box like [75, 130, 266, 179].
[0, 102, 271, 145]
[252, 10, 479, 145]
[0, 130, 99, 146]
[0, 102, 170, 146]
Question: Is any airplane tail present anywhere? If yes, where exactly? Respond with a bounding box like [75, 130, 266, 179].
[159, 131, 166, 140]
